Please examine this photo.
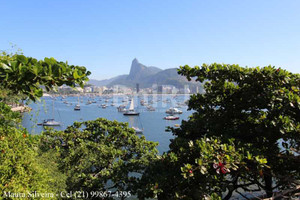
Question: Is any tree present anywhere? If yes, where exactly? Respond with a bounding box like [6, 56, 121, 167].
[141, 64, 300, 199]
[0, 53, 90, 198]
[0, 53, 90, 101]
[40, 118, 159, 199]
[0, 102, 54, 198]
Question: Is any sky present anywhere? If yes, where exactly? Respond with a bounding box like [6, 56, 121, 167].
[1, 0, 299, 80]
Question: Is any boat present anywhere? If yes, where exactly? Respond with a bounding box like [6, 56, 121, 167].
[38, 99, 61, 126]
[166, 107, 183, 114]
[147, 106, 155, 111]
[164, 115, 179, 120]
[123, 98, 139, 116]
[101, 104, 107, 109]
[74, 96, 81, 110]
[132, 126, 143, 134]
[74, 104, 80, 111]
[38, 119, 61, 126]
[117, 105, 126, 112]
[86, 100, 92, 105]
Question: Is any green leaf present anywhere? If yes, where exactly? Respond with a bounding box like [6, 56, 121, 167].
[0, 63, 11, 70]
[16, 55, 28, 63]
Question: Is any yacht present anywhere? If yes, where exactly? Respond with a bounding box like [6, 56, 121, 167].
[132, 126, 143, 134]
[74, 104, 80, 111]
[38, 119, 61, 126]
[166, 107, 183, 114]
[117, 105, 126, 112]
[147, 106, 155, 111]
[123, 98, 139, 116]
[164, 115, 179, 120]
[86, 100, 92, 105]
[39, 98, 61, 126]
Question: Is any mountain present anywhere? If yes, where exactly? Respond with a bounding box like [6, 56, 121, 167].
[89, 59, 201, 90]
[127, 58, 162, 81]
[88, 75, 127, 86]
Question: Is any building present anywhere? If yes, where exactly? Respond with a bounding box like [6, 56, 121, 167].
[157, 85, 163, 94]
[136, 83, 140, 93]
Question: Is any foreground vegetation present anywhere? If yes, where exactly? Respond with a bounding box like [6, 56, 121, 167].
[1, 51, 299, 199]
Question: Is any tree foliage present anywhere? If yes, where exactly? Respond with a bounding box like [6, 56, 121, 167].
[141, 64, 300, 199]
[0, 102, 60, 199]
[40, 118, 158, 198]
[0, 53, 90, 101]
[0, 52, 91, 199]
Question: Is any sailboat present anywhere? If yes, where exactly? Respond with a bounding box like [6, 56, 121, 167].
[38, 98, 61, 126]
[74, 95, 81, 111]
[123, 98, 139, 116]
[132, 126, 143, 134]
[128, 115, 143, 134]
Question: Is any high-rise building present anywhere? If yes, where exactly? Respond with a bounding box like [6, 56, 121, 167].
[136, 83, 140, 93]
[157, 85, 163, 94]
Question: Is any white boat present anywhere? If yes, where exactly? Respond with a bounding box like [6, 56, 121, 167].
[117, 105, 127, 112]
[101, 104, 107, 109]
[38, 119, 61, 126]
[164, 115, 179, 120]
[86, 100, 92, 105]
[123, 98, 139, 116]
[74, 104, 80, 111]
[147, 106, 155, 111]
[74, 96, 81, 110]
[39, 99, 61, 126]
[132, 126, 143, 134]
[166, 107, 183, 114]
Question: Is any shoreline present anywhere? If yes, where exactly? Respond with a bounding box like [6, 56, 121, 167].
[11, 106, 31, 113]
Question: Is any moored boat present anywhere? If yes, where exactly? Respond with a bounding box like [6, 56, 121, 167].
[38, 119, 61, 126]
[164, 115, 179, 120]
[123, 98, 139, 116]
[132, 126, 143, 134]
[74, 104, 80, 111]
[166, 107, 183, 114]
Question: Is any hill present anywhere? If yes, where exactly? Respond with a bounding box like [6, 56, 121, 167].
[89, 59, 201, 90]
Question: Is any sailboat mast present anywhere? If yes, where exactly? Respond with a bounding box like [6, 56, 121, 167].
[129, 98, 134, 111]
[52, 98, 54, 119]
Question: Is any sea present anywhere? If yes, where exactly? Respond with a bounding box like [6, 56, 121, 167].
[22, 94, 194, 154]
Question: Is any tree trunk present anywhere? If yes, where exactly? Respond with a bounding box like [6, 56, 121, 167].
[223, 190, 233, 200]
[264, 172, 273, 197]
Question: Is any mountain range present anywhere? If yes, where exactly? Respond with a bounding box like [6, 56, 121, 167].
[88, 58, 200, 90]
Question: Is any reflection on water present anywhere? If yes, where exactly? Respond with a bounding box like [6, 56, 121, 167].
[22, 95, 194, 154]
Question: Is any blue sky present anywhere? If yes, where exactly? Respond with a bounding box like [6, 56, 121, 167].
[1, 0, 299, 79]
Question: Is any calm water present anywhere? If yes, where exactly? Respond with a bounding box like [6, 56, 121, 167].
[22, 95, 194, 153]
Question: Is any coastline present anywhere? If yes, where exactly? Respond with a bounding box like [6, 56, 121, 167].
[11, 106, 31, 113]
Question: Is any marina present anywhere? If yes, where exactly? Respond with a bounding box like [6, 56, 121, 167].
[22, 94, 193, 153]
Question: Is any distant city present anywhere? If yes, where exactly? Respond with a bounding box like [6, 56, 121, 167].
[47, 58, 204, 95]
[52, 83, 202, 95]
